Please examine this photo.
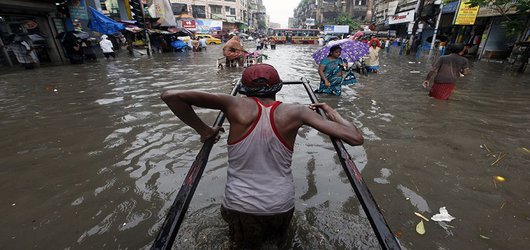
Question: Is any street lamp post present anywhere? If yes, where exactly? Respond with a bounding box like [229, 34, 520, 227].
[429, 2, 444, 57]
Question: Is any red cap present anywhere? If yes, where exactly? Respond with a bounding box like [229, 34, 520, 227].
[241, 64, 281, 87]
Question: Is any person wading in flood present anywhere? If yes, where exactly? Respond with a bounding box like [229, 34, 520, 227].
[160, 64, 363, 249]
[423, 44, 470, 100]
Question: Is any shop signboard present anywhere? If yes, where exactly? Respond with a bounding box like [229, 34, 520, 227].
[442, 1, 459, 14]
[181, 19, 196, 29]
[388, 10, 415, 24]
[453, 1, 480, 25]
[68, 0, 88, 20]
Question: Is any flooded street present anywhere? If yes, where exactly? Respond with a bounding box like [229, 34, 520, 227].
[1, 43, 529, 249]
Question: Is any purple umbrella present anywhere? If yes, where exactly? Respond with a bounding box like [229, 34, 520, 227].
[312, 39, 370, 64]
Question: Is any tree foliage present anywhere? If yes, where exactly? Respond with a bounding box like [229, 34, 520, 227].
[258, 20, 266, 30]
[467, 0, 530, 37]
[334, 13, 362, 33]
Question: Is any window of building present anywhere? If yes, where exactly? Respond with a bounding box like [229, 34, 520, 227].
[210, 5, 222, 14]
[225, 0, 236, 2]
[210, 5, 222, 19]
[171, 3, 188, 15]
[229, 8, 236, 15]
[192, 5, 206, 18]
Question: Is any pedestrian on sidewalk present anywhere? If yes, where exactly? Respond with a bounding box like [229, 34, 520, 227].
[422, 44, 470, 100]
[160, 64, 363, 249]
[99, 35, 115, 60]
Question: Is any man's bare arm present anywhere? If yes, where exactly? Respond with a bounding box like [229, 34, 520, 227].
[300, 103, 363, 146]
[160, 90, 235, 141]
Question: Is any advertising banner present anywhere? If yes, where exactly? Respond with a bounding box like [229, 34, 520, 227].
[323, 25, 349, 34]
[68, 0, 88, 20]
[454, 1, 480, 25]
[305, 18, 315, 26]
[388, 10, 415, 24]
[196, 19, 222, 33]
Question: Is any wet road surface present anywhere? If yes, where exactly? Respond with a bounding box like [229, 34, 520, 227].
[1, 43, 529, 249]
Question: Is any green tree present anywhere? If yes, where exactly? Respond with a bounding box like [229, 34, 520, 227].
[258, 20, 266, 30]
[334, 13, 362, 33]
[467, 0, 530, 37]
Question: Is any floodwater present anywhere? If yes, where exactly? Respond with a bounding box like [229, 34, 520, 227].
[1, 43, 529, 250]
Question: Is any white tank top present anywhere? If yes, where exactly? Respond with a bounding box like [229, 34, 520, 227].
[223, 97, 294, 215]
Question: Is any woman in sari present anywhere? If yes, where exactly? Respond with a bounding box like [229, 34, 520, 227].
[223, 36, 246, 67]
[315, 45, 357, 96]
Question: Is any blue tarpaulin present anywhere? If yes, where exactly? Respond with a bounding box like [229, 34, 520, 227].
[171, 39, 188, 50]
[88, 7, 125, 34]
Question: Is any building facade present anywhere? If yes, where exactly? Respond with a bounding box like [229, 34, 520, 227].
[293, 0, 367, 29]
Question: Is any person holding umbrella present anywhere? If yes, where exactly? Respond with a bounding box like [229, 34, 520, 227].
[314, 45, 358, 96]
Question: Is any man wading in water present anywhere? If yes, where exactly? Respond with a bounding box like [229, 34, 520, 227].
[161, 64, 363, 248]
[423, 44, 470, 100]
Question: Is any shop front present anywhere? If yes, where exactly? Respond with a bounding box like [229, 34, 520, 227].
[0, 0, 65, 68]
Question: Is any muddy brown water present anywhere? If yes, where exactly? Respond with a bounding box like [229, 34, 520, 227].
[1, 44, 529, 249]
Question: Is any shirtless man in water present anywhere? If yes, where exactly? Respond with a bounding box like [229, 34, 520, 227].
[161, 64, 363, 248]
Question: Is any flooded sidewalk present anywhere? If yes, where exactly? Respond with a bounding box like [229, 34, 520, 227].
[0, 44, 528, 249]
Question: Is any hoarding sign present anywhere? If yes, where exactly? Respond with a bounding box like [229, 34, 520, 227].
[323, 25, 349, 34]
[388, 10, 414, 24]
[305, 18, 315, 26]
[68, 0, 88, 20]
[196, 19, 222, 33]
[454, 1, 480, 25]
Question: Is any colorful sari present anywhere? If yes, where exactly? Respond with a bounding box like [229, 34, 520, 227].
[314, 57, 357, 96]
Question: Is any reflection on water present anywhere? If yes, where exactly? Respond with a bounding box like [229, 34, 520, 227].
[0, 44, 528, 249]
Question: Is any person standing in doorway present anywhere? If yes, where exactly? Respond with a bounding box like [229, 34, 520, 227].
[422, 44, 470, 100]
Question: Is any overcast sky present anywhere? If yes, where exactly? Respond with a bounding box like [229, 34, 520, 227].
[263, 0, 299, 28]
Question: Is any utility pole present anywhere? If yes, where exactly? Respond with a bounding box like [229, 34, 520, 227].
[407, 0, 425, 55]
[139, 0, 151, 56]
[429, 1, 443, 57]
[365, 0, 374, 22]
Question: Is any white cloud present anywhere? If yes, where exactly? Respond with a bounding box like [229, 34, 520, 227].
[263, 0, 299, 28]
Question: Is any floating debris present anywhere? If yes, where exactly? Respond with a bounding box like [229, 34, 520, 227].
[494, 176, 506, 182]
[414, 212, 430, 221]
[491, 153, 507, 166]
[410, 70, 421, 73]
[437, 221, 454, 230]
[431, 207, 455, 222]
[479, 234, 490, 240]
[416, 220, 426, 235]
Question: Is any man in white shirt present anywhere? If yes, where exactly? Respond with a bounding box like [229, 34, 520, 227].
[198, 37, 207, 50]
[99, 35, 115, 59]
